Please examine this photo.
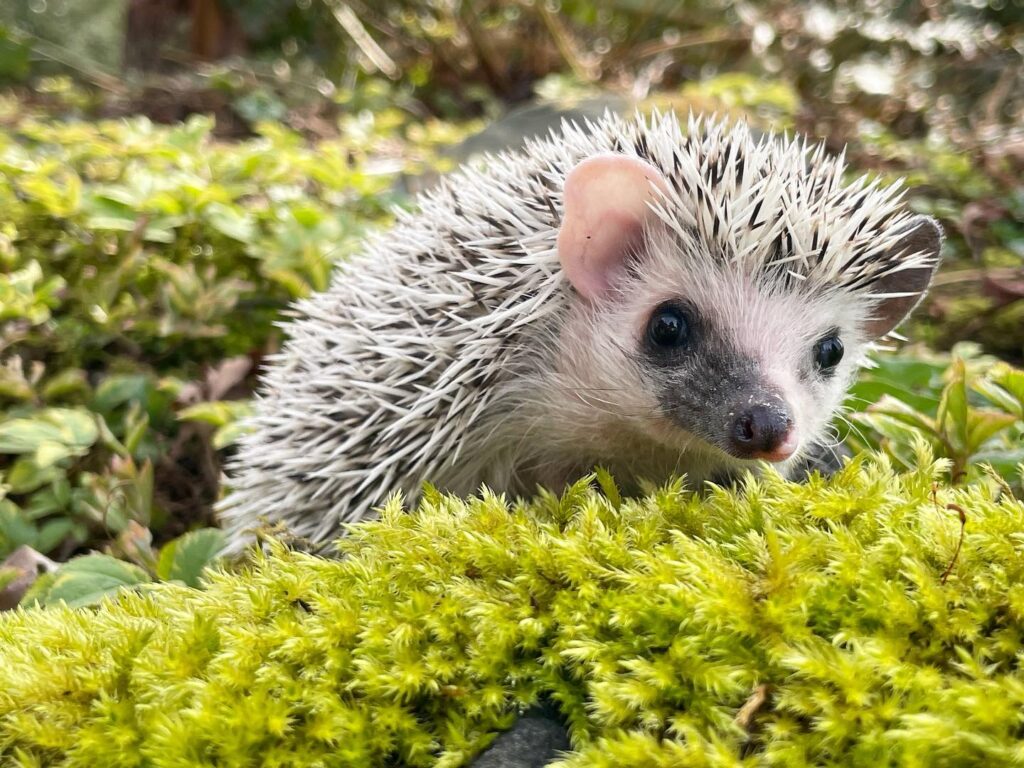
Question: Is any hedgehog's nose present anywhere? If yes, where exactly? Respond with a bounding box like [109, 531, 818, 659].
[728, 397, 797, 462]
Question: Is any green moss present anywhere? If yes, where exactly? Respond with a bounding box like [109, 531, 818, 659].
[2, 453, 1024, 766]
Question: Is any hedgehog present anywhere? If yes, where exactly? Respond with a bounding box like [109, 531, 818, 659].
[218, 111, 942, 550]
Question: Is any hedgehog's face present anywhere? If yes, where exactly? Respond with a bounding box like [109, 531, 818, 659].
[617, 256, 866, 472]
[556, 151, 942, 477]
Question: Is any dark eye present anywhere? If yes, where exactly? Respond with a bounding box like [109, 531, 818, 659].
[813, 333, 844, 372]
[647, 303, 691, 349]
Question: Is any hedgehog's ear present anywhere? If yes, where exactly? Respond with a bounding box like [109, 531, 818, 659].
[865, 215, 943, 338]
[557, 154, 669, 301]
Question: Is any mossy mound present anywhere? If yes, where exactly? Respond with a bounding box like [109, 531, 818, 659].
[2, 455, 1024, 767]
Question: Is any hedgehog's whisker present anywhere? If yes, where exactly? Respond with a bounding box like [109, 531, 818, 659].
[551, 386, 641, 392]
[569, 390, 671, 421]
[832, 411, 871, 448]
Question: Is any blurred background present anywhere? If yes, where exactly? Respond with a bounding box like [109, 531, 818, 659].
[0, 1, 1022, 603]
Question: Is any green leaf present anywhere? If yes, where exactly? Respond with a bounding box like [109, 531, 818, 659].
[29, 554, 151, 608]
[4, 456, 62, 494]
[22, 482, 71, 520]
[0, 409, 99, 454]
[123, 410, 150, 456]
[987, 363, 1024, 414]
[205, 202, 256, 243]
[992, 364, 1024, 401]
[852, 412, 937, 456]
[212, 419, 253, 450]
[0, 418, 65, 454]
[0, 500, 37, 557]
[18, 570, 55, 607]
[0, 25, 30, 82]
[847, 380, 939, 417]
[92, 375, 151, 413]
[972, 377, 1023, 417]
[177, 401, 231, 427]
[41, 369, 90, 401]
[133, 460, 155, 528]
[0, 362, 34, 401]
[34, 441, 76, 469]
[965, 410, 1020, 454]
[973, 450, 1024, 483]
[178, 400, 252, 429]
[156, 529, 226, 588]
[864, 396, 937, 435]
[17, 171, 82, 217]
[937, 358, 969, 452]
[51, 408, 99, 449]
[35, 518, 76, 554]
[868, 356, 947, 389]
[0, 408, 100, 467]
[0, 260, 64, 324]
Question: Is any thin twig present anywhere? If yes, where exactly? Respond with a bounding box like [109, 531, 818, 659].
[533, 1, 598, 83]
[930, 267, 1022, 289]
[456, 1, 508, 94]
[324, 1, 399, 79]
[940, 502, 967, 585]
[13, 28, 125, 93]
[735, 684, 771, 731]
[632, 29, 751, 60]
[979, 463, 1016, 502]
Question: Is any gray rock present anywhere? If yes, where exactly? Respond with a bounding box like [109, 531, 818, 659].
[400, 95, 631, 196]
[470, 703, 571, 768]
[447, 96, 631, 164]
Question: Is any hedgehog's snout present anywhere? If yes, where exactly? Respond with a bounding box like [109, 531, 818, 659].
[727, 394, 797, 463]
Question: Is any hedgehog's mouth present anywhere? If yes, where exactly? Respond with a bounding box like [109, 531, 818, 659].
[702, 433, 801, 467]
[646, 421, 802, 474]
[728, 426, 800, 462]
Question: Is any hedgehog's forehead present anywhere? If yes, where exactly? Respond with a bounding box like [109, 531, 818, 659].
[640, 224, 860, 300]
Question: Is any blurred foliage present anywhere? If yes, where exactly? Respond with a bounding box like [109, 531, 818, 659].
[0, 0, 1021, 586]
[2, 0, 1019, 351]
[0, 1, 124, 73]
[0, 106, 471, 564]
[212, 0, 1024, 123]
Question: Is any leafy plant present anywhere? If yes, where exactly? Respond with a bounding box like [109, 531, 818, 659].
[0, 110, 470, 564]
[23, 526, 227, 608]
[848, 347, 1024, 493]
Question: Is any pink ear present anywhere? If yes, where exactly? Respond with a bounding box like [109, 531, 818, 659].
[557, 153, 670, 301]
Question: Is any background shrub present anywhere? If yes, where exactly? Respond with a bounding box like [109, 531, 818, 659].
[0, 0, 1020, 599]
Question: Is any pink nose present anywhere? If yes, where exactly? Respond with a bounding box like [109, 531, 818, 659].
[729, 401, 797, 462]
[750, 428, 799, 462]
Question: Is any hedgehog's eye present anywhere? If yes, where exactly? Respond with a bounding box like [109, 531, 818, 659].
[647, 302, 691, 349]
[813, 333, 844, 373]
